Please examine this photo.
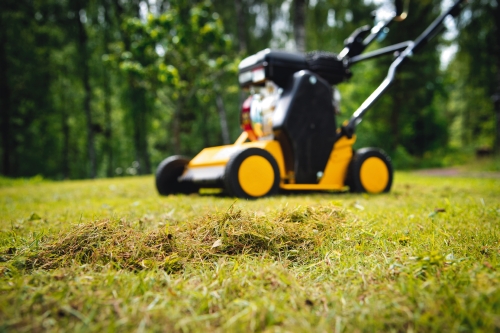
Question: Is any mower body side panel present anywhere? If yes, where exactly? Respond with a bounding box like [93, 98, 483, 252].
[180, 134, 355, 192]
[179, 139, 285, 186]
[280, 136, 355, 191]
[319, 136, 356, 187]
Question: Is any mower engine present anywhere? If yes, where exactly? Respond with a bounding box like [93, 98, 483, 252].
[241, 82, 282, 141]
[238, 49, 346, 142]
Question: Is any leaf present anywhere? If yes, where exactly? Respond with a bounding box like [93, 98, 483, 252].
[483, 262, 494, 270]
[28, 213, 42, 221]
[398, 236, 410, 245]
[354, 203, 364, 211]
[211, 239, 222, 248]
[429, 208, 445, 217]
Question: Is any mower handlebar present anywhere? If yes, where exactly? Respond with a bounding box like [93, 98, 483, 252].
[338, 0, 468, 140]
[339, 0, 409, 60]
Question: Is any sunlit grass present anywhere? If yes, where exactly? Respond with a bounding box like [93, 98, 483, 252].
[1, 172, 499, 332]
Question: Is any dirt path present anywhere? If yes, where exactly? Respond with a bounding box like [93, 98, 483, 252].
[415, 167, 500, 178]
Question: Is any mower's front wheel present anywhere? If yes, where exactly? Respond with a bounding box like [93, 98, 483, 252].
[346, 148, 393, 193]
[224, 148, 280, 199]
[155, 156, 199, 195]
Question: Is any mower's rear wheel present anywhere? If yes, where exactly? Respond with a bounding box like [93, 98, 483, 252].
[224, 148, 280, 199]
[347, 148, 393, 193]
[155, 156, 199, 195]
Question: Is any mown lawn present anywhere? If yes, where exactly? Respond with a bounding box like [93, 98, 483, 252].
[1, 172, 499, 332]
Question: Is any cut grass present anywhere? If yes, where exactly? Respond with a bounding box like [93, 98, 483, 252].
[1, 172, 499, 332]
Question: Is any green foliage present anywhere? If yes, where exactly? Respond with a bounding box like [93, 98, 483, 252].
[305, 0, 376, 53]
[445, 0, 499, 150]
[391, 145, 417, 169]
[113, 0, 239, 159]
[0, 0, 498, 180]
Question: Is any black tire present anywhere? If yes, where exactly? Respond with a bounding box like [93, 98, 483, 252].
[224, 148, 280, 199]
[155, 156, 199, 195]
[346, 148, 393, 193]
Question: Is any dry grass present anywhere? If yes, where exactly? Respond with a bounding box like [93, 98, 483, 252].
[25, 221, 177, 271]
[23, 205, 349, 272]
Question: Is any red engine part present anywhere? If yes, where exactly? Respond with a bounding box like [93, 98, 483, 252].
[240, 96, 257, 141]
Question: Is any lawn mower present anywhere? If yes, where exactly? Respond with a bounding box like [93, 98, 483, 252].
[155, 0, 466, 199]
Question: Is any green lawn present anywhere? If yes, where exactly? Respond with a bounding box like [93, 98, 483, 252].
[1, 172, 499, 332]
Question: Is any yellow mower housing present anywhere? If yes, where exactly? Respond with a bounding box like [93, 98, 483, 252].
[155, 64, 393, 199]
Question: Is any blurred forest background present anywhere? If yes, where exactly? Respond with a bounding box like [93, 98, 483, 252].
[0, 0, 498, 180]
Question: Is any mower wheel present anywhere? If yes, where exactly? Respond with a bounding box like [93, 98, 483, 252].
[155, 156, 199, 195]
[224, 148, 280, 199]
[346, 148, 393, 193]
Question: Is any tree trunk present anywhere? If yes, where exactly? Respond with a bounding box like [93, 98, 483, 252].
[139, 101, 151, 174]
[202, 100, 210, 147]
[234, 0, 247, 53]
[171, 85, 197, 155]
[234, 0, 249, 108]
[113, 0, 151, 174]
[173, 99, 182, 155]
[103, 0, 113, 177]
[75, 0, 96, 179]
[391, 78, 402, 151]
[129, 87, 151, 174]
[58, 76, 70, 179]
[494, 0, 500, 154]
[216, 94, 231, 145]
[293, 0, 306, 53]
[103, 70, 113, 176]
[61, 102, 70, 179]
[0, 16, 11, 176]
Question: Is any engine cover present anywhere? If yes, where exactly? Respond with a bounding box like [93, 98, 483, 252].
[273, 70, 337, 184]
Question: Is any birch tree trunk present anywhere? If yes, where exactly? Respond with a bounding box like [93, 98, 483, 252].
[293, 0, 306, 53]
[234, 0, 247, 53]
[216, 94, 231, 145]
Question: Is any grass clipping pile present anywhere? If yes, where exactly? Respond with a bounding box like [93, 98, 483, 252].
[27, 221, 177, 271]
[27, 205, 348, 271]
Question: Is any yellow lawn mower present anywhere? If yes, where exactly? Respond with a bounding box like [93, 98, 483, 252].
[155, 0, 466, 199]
